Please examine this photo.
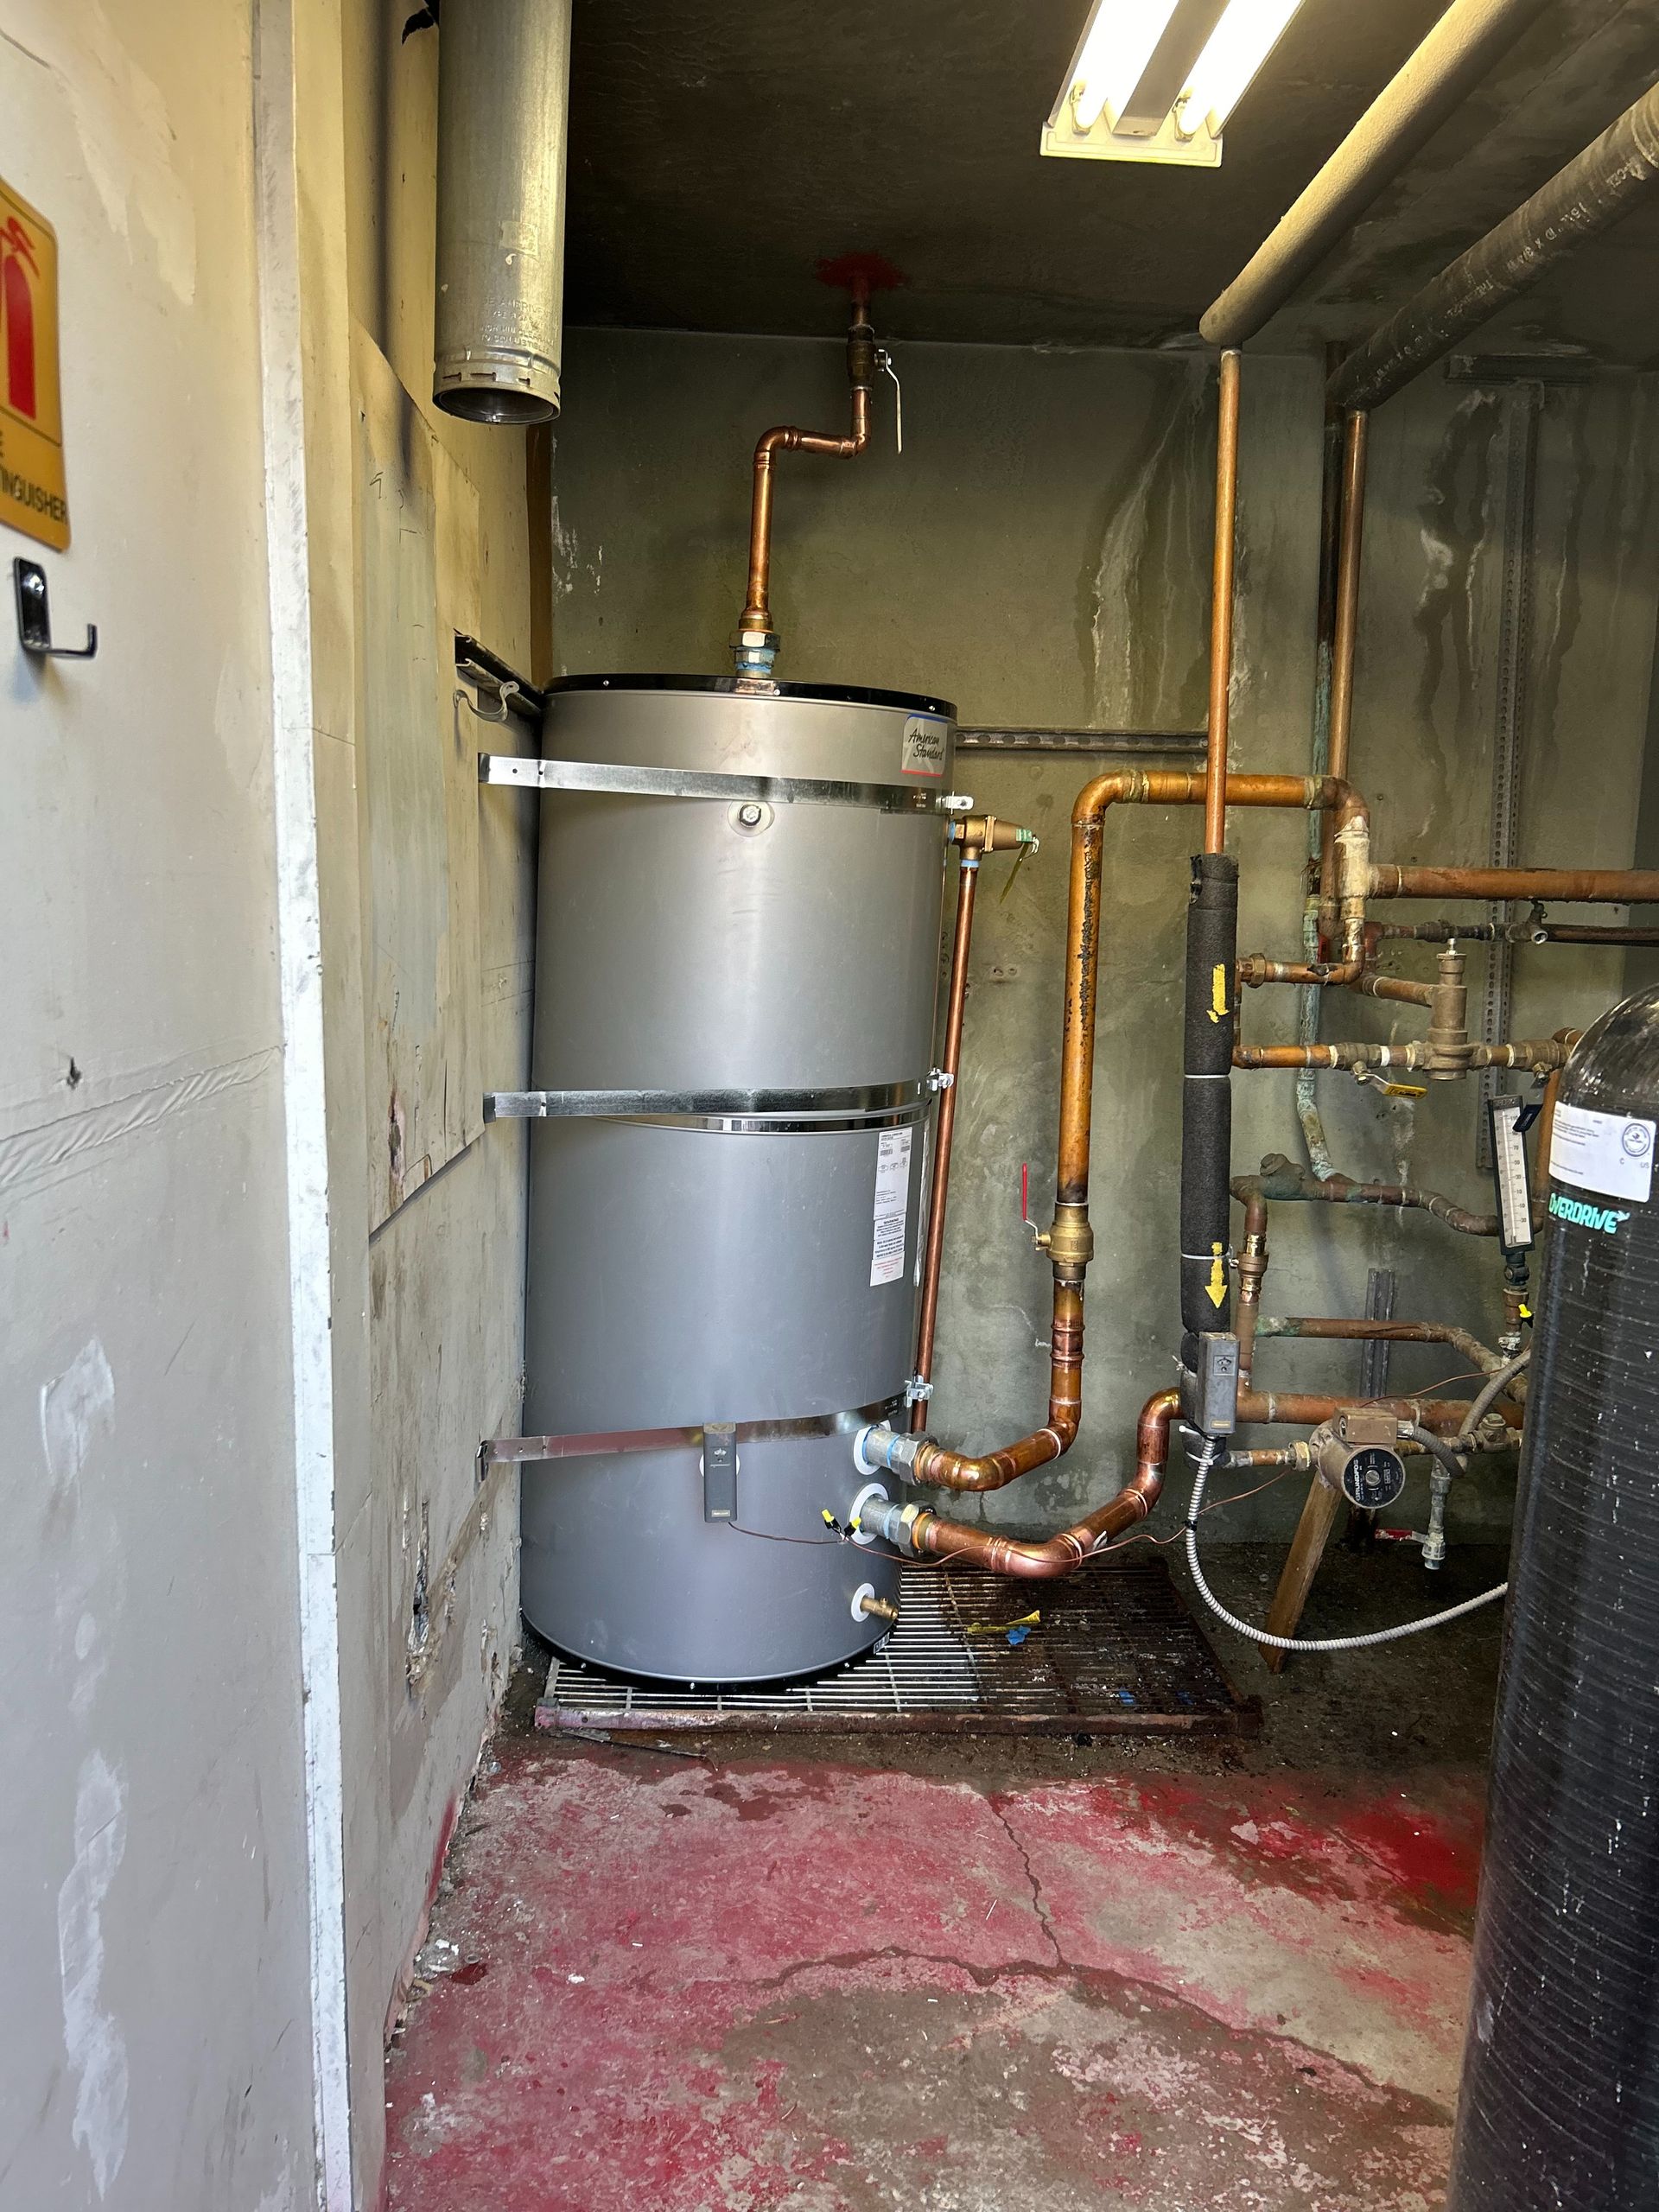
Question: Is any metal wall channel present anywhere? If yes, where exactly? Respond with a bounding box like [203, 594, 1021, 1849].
[1475, 377, 1541, 1166]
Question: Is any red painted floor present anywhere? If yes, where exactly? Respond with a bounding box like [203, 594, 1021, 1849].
[384, 1741, 1481, 2211]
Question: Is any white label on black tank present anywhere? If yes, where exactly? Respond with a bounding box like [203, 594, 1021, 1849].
[870, 1127, 912, 1286]
[1550, 1103, 1656, 1204]
[901, 715, 946, 779]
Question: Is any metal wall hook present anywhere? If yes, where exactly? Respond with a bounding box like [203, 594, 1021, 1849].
[455, 679, 519, 726]
[14, 559, 97, 659]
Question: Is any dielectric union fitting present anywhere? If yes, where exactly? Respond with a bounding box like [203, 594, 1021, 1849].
[731, 625, 780, 679]
[854, 1424, 924, 1478]
[851, 1493, 931, 1554]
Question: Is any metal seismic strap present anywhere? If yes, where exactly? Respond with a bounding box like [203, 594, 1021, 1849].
[479, 751, 971, 816]
[485, 1081, 934, 1133]
[486, 1393, 906, 1465]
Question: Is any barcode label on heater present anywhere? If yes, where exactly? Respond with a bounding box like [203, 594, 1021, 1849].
[870, 1127, 912, 1286]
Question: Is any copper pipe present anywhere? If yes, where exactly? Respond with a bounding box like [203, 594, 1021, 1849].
[1240, 954, 1365, 988]
[1376, 918, 1659, 945]
[1234, 1034, 1573, 1075]
[1233, 1152, 1511, 1236]
[897, 1390, 1178, 1579]
[886, 1379, 1516, 1577]
[911, 846, 982, 1433]
[1205, 352, 1243, 855]
[1257, 1315, 1506, 1374]
[1352, 969, 1434, 1007]
[1537, 1063, 1564, 1183]
[1319, 410, 1370, 925]
[735, 280, 874, 664]
[906, 772, 1362, 1496]
[1236, 1388, 1516, 1432]
[1236, 1191, 1268, 1386]
[1370, 865, 1659, 903]
[1528, 923, 1659, 945]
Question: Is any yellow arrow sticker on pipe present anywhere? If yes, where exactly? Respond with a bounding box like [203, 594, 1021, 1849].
[1209, 963, 1230, 1023]
[1206, 1242, 1227, 1308]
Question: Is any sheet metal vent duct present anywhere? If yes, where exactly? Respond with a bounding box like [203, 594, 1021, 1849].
[1449, 983, 1659, 2207]
[434, 0, 571, 424]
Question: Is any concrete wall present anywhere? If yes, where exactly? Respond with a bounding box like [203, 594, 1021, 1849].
[1, 3, 538, 2203]
[0, 4, 316, 2204]
[543, 328, 1659, 1540]
[311, 0, 541, 2195]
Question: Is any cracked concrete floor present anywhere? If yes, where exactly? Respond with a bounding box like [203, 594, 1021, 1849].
[384, 1546, 1498, 2211]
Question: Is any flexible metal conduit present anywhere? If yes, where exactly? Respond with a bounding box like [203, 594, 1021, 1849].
[1330, 79, 1659, 411]
[1200, 0, 1551, 347]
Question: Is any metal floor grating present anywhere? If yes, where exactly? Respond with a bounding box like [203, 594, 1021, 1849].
[535, 1557, 1261, 1736]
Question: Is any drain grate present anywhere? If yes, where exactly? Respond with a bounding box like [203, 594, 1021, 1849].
[535, 1556, 1261, 1736]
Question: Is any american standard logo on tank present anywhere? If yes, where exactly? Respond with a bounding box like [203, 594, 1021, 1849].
[901, 713, 947, 776]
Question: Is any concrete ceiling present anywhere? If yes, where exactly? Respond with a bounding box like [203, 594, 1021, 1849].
[563, 0, 1659, 362]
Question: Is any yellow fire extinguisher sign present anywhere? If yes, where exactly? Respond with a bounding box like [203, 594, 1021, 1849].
[0, 176, 68, 550]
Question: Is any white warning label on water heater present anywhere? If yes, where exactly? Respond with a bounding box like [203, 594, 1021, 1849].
[870, 1126, 913, 1286]
[1550, 1103, 1656, 1204]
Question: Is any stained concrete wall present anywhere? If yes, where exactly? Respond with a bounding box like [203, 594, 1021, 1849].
[328, 0, 540, 2194]
[543, 329, 1659, 1541]
[3, 3, 539, 2203]
[0, 4, 316, 2204]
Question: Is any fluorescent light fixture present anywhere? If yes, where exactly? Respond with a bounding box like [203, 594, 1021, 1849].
[1042, 0, 1307, 168]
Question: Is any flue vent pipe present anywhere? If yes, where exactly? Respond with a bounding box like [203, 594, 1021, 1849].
[434, 0, 572, 424]
[1330, 78, 1659, 412]
[1201, 0, 1549, 349]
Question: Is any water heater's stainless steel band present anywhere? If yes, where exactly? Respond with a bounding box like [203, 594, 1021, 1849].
[486, 1081, 926, 1127]
[479, 751, 968, 815]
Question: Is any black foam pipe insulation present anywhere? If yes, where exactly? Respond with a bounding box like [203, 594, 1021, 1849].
[1448, 983, 1659, 2208]
[1179, 852, 1237, 1364]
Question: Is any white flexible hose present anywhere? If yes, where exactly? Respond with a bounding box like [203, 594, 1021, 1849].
[1183, 1433, 1509, 1652]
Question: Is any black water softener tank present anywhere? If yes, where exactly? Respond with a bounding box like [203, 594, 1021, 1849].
[1448, 984, 1659, 2208]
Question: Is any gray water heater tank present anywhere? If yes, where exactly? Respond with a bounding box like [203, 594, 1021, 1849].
[519, 677, 957, 1682]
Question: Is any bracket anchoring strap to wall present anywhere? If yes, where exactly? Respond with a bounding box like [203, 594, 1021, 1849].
[485, 1393, 906, 1465]
[479, 752, 971, 816]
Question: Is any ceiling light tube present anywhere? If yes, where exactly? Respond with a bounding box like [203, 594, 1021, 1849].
[1043, 0, 1309, 167]
[1179, 0, 1306, 137]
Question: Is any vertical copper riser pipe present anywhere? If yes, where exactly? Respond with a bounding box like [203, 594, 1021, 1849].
[1205, 351, 1243, 856]
[738, 279, 873, 645]
[1319, 410, 1370, 929]
[911, 846, 981, 1432]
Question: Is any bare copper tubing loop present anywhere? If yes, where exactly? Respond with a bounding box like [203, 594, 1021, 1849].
[1205, 351, 1243, 856]
[739, 278, 873, 639]
[907, 772, 1362, 1506]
